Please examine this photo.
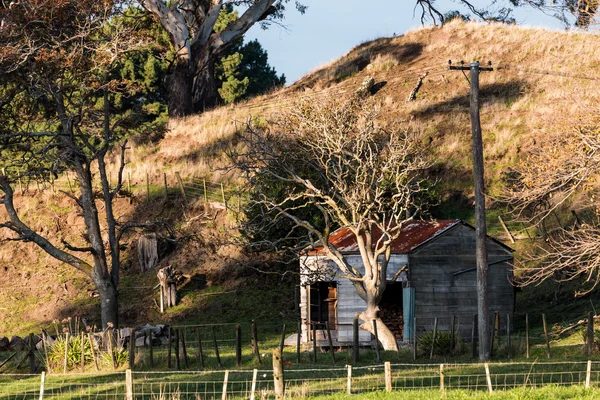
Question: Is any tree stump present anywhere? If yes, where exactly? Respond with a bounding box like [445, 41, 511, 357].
[157, 266, 178, 308]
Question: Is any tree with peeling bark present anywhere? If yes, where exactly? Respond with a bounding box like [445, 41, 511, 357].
[139, 0, 304, 117]
[230, 97, 433, 351]
[0, 0, 164, 328]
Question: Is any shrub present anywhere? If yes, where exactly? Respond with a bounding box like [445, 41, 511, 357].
[418, 330, 462, 356]
[47, 335, 94, 371]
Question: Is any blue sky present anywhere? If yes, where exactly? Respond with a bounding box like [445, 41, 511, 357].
[246, 0, 565, 84]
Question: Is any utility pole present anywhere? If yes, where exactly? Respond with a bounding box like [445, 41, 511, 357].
[449, 60, 494, 361]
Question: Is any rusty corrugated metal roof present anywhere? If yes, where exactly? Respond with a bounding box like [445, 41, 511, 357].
[309, 220, 460, 255]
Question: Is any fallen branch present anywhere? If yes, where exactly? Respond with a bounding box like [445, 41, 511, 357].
[406, 72, 429, 102]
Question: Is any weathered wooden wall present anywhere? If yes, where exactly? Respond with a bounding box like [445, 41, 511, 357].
[300, 254, 408, 344]
[410, 223, 514, 338]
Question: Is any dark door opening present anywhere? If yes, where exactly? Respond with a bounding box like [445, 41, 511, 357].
[380, 283, 404, 340]
[309, 282, 337, 330]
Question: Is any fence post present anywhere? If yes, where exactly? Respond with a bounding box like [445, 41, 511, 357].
[175, 172, 187, 206]
[236, 324, 242, 367]
[250, 368, 258, 400]
[63, 332, 69, 374]
[180, 328, 189, 369]
[273, 348, 285, 399]
[38, 371, 45, 400]
[163, 172, 168, 200]
[312, 322, 317, 363]
[430, 317, 438, 360]
[525, 313, 530, 359]
[221, 370, 229, 400]
[588, 311, 594, 355]
[506, 314, 511, 360]
[128, 328, 135, 370]
[413, 316, 417, 360]
[212, 326, 222, 368]
[586, 360, 592, 389]
[450, 314, 456, 357]
[353, 318, 359, 363]
[440, 363, 445, 394]
[251, 320, 261, 365]
[146, 172, 150, 202]
[542, 313, 551, 358]
[125, 369, 133, 400]
[167, 327, 172, 369]
[385, 361, 392, 392]
[80, 332, 85, 371]
[347, 365, 352, 395]
[296, 320, 301, 364]
[196, 328, 205, 368]
[484, 363, 493, 393]
[472, 313, 477, 359]
[325, 321, 335, 364]
[28, 333, 36, 374]
[373, 319, 381, 362]
[280, 324, 287, 354]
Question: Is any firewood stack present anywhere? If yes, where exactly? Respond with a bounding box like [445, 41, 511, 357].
[380, 307, 404, 340]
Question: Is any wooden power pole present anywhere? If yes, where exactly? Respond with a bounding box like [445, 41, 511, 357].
[449, 61, 494, 361]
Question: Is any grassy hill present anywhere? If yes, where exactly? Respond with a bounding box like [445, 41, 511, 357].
[2, 20, 600, 336]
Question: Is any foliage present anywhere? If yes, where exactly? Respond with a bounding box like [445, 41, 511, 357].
[418, 330, 462, 356]
[47, 335, 94, 371]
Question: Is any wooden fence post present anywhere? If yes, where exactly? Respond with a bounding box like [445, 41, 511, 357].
[180, 328, 189, 369]
[484, 363, 493, 393]
[430, 317, 438, 360]
[212, 326, 222, 368]
[163, 172, 168, 200]
[472, 313, 478, 359]
[353, 318, 359, 363]
[588, 311, 594, 355]
[250, 369, 258, 400]
[28, 333, 36, 374]
[174, 328, 180, 370]
[586, 360, 592, 388]
[373, 319, 381, 362]
[347, 365, 352, 395]
[38, 371, 45, 400]
[312, 322, 317, 363]
[413, 316, 417, 360]
[506, 314, 511, 360]
[542, 313, 551, 358]
[63, 332, 69, 374]
[128, 329, 135, 370]
[149, 332, 154, 369]
[221, 370, 229, 400]
[273, 348, 285, 399]
[175, 172, 187, 205]
[280, 324, 287, 354]
[146, 172, 150, 202]
[80, 332, 85, 371]
[325, 321, 335, 364]
[125, 369, 133, 400]
[525, 314, 530, 359]
[296, 320, 301, 364]
[236, 324, 242, 367]
[167, 328, 172, 369]
[251, 320, 261, 365]
[196, 328, 205, 368]
[440, 363, 445, 394]
[385, 361, 392, 392]
[450, 314, 456, 357]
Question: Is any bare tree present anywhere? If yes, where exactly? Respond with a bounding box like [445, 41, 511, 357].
[139, 0, 305, 117]
[0, 0, 162, 328]
[502, 114, 600, 294]
[230, 97, 432, 350]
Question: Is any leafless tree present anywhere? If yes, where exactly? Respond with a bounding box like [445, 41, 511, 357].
[0, 0, 162, 328]
[230, 97, 433, 350]
[502, 114, 600, 294]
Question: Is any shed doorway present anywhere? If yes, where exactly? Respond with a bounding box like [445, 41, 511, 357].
[309, 282, 337, 330]
[379, 283, 404, 341]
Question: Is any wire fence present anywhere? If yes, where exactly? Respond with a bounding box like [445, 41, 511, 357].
[1, 361, 599, 399]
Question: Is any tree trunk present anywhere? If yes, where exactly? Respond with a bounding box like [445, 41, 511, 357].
[358, 302, 399, 351]
[95, 276, 119, 329]
[192, 56, 219, 114]
[166, 60, 194, 118]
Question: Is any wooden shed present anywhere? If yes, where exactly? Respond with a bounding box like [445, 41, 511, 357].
[299, 220, 514, 346]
